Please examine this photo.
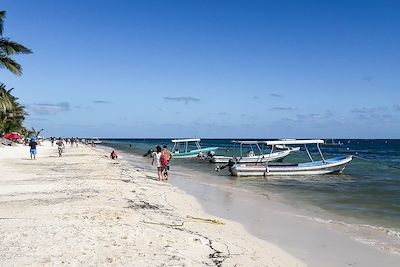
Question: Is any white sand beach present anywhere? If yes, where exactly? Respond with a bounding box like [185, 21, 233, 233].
[0, 142, 305, 266]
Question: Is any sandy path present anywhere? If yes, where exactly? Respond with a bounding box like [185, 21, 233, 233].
[0, 142, 305, 266]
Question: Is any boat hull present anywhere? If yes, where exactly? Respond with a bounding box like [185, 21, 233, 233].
[173, 147, 219, 158]
[230, 156, 353, 176]
[211, 150, 291, 163]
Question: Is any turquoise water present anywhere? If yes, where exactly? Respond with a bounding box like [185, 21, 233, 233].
[103, 138, 400, 247]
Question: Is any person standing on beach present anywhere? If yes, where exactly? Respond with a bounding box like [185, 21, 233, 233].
[56, 138, 65, 157]
[28, 138, 37, 160]
[151, 145, 164, 181]
[161, 145, 172, 181]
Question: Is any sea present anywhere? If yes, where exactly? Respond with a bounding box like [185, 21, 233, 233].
[101, 138, 400, 255]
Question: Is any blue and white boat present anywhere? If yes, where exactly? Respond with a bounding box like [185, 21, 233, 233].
[230, 139, 353, 176]
[172, 138, 219, 158]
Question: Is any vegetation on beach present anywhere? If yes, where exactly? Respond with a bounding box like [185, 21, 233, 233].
[0, 83, 26, 134]
[0, 10, 32, 136]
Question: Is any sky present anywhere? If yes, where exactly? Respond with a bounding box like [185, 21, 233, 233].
[1, 0, 400, 138]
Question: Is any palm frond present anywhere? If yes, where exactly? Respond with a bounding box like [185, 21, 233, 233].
[0, 11, 31, 76]
[0, 11, 5, 36]
[0, 38, 32, 55]
[0, 54, 22, 75]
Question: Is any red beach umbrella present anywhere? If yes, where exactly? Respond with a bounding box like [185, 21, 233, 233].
[3, 133, 23, 140]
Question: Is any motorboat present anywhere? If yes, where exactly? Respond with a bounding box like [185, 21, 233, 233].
[275, 139, 300, 151]
[230, 139, 352, 176]
[91, 137, 102, 144]
[172, 138, 218, 158]
[210, 140, 296, 164]
[322, 138, 343, 146]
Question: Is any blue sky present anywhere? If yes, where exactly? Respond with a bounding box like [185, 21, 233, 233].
[1, 0, 400, 138]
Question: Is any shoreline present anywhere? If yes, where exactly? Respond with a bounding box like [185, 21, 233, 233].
[0, 142, 304, 266]
[105, 144, 400, 267]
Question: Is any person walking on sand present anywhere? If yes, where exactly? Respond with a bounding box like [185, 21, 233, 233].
[29, 138, 38, 160]
[151, 145, 164, 181]
[161, 145, 172, 181]
[56, 138, 65, 157]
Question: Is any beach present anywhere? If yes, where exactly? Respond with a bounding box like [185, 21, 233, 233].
[105, 140, 400, 267]
[0, 142, 305, 266]
[2, 1, 399, 266]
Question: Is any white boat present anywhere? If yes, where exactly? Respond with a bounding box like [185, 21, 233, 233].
[275, 139, 300, 151]
[92, 137, 102, 144]
[276, 145, 301, 151]
[230, 139, 353, 176]
[210, 140, 295, 164]
[172, 138, 219, 158]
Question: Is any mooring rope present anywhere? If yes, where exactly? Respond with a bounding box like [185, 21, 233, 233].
[352, 154, 400, 170]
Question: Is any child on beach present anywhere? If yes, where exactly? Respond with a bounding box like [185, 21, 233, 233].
[29, 139, 37, 160]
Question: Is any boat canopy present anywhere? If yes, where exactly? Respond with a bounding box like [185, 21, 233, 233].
[232, 140, 267, 145]
[266, 139, 324, 146]
[172, 138, 201, 143]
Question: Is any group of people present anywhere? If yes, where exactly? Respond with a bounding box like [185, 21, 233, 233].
[50, 137, 79, 148]
[28, 138, 173, 182]
[113, 144, 172, 181]
[27, 137, 71, 159]
[151, 145, 172, 181]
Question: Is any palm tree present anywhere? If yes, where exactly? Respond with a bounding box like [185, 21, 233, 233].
[28, 127, 44, 137]
[0, 83, 13, 114]
[0, 83, 27, 134]
[0, 10, 32, 76]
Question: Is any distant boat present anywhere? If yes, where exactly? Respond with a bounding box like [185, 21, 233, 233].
[172, 138, 218, 158]
[276, 139, 301, 151]
[210, 140, 298, 164]
[229, 139, 352, 177]
[322, 138, 343, 146]
[92, 137, 102, 144]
